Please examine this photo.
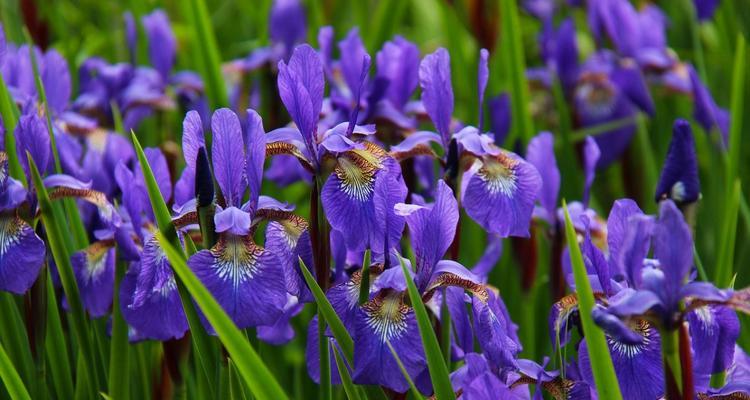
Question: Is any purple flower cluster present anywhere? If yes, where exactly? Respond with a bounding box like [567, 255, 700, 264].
[0, 0, 748, 399]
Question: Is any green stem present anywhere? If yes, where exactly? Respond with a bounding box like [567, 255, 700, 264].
[661, 328, 683, 399]
[108, 260, 130, 399]
[318, 311, 331, 400]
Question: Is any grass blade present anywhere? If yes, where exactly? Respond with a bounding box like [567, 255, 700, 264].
[715, 180, 741, 287]
[107, 261, 130, 399]
[0, 73, 24, 184]
[358, 249, 371, 305]
[562, 200, 623, 399]
[0, 294, 34, 388]
[385, 341, 424, 400]
[0, 341, 30, 400]
[298, 258, 354, 361]
[28, 155, 100, 396]
[398, 257, 455, 400]
[500, 0, 534, 145]
[130, 131, 218, 388]
[332, 346, 361, 400]
[155, 230, 289, 400]
[184, 0, 228, 108]
[44, 270, 74, 400]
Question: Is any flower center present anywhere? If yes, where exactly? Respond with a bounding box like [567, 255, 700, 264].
[364, 293, 409, 341]
[478, 155, 518, 196]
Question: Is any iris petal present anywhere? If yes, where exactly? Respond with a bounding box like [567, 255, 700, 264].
[72, 241, 115, 318]
[0, 215, 45, 294]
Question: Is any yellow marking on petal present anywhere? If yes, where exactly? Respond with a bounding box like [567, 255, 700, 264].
[478, 152, 519, 196]
[363, 292, 409, 341]
[335, 155, 377, 201]
[213, 235, 264, 290]
[606, 319, 654, 359]
[0, 216, 23, 255]
[82, 240, 114, 280]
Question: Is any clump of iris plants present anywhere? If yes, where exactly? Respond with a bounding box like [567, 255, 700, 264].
[0, 0, 748, 399]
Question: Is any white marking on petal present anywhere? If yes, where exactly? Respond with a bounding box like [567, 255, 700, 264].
[693, 306, 715, 335]
[214, 236, 262, 290]
[364, 294, 409, 341]
[606, 320, 654, 359]
[670, 181, 686, 202]
[0, 217, 21, 255]
[478, 156, 518, 196]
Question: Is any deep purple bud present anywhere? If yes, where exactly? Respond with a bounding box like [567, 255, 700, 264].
[195, 146, 214, 208]
[655, 119, 700, 204]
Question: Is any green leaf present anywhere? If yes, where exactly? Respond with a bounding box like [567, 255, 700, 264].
[0, 294, 34, 388]
[500, 0, 534, 145]
[131, 132, 218, 388]
[385, 341, 424, 400]
[715, 180, 741, 287]
[184, 0, 228, 108]
[0, 73, 24, 184]
[0, 341, 31, 400]
[332, 346, 361, 400]
[298, 258, 354, 362]
[726, 34, 745, 195]
[562, 200, 623, 400]
[228, 358, 248, 400]
[365, 0, 408, 52]
[107, 261, 130, 400]
[28, 154, 100, 396]
[398, 257, 455, 400]
[156, 231, 289, 400]
[44, 270, 74, 400]
[358, 249, 371, 305]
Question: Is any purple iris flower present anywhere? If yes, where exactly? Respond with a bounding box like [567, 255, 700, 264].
[391, 48, 541, 237]
[0, 152, 45, 294]
[184, 108, 312, 330]
[114, 148, 189, 341]
[689, 66, 730, 145]
[271, 44, 407, 253]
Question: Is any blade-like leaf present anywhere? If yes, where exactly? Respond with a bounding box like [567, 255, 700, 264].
[332, 346, 360, 400]
[107, 261, 130, 399]
[44, 270, 74, 400]
[131, 131, 218, 388]
[500, 0, 534, 145]
[156, 231, 289, 400]
[398, 257, 455, 400]
[184, 0, 228, 108]
[562, 200, 623, 399]
[0, 341, 30, 400]
[0, 73, 23, 184]
[28, 154, 99, 396]
[298, 258, 354, 361]
[386, 341, 425, 400]
[358, 249, 371, 305]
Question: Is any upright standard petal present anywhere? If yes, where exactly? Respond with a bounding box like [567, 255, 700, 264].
[277, 44, 324, 152]
[41, 49, 72, 115]
[477, 48, 489, 130]
[655, 119, 700, 204]
[376, 36, 419, 109]
[72, 242, 115, 318]
[419, 48, 454, 147]
[606, 199, 645, 280]
[269, 0, 307, 54]
[245, 109, 266, 210]
[396, 180, 458, 288]
[182, 110, 205, 170]
[462, 151, 542, 237]
[142, 9, 176, 80]
[15, 112, 50, 176]
[188, 235, 286, 329]
[582, 136, 600, 206]
[525, 132, 559, 222]
[211, 108, 247, 206]
[653, 200, 693, 308]
[0, 215, 45, 294]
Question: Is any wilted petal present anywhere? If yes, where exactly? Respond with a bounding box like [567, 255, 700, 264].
[655, 119, 700, 204]
[462, 151, 542, 237]
[420, 48, 454, 146]
[72, 242, 115, 318]
[0, 215, 45, 294]
[188, 235, 286, 329]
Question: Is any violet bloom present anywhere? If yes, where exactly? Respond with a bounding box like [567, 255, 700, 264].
[271, 44, 407, 252]
[689, 66, 730, 145]
[0, 152, 45, 294]
[391, 48, 541, 237]
[186, 108, 311, 330]
[115, 148, 188, 341]
[694, 0, 721, 21]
